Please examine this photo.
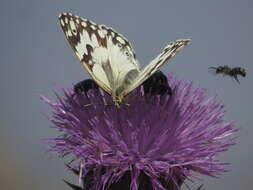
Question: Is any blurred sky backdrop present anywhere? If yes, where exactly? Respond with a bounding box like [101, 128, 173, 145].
[1, 0, 253, 190]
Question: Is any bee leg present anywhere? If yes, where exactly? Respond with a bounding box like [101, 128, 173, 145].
[233, 75, 240, 84]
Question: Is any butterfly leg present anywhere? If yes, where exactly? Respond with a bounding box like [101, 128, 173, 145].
[124, 103, 130, 107]
[83, 103, 93, 107]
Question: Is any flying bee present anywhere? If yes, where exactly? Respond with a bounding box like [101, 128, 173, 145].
[74, 71, 172, 96]
[209, 65, 246, 84]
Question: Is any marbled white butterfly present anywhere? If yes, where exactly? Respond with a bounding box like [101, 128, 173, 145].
[59, 13, 191, 107]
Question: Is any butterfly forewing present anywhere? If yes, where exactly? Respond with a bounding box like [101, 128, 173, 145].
[58, 13, 139, 96]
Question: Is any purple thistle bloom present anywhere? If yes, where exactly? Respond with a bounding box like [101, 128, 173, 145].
[42, 74, 236, 190]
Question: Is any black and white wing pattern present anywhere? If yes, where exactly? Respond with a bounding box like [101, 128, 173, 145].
[59, 13, 139, 96]
[59, 13, 190, 105]
[122, 39, 191, 97]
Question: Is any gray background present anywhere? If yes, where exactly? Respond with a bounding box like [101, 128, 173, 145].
[1, 0, 252, 190]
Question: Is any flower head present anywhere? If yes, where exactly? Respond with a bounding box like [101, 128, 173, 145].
[42, 74, 236, 190]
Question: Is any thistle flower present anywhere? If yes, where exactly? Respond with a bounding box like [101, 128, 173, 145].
[42, 73, 236, 190]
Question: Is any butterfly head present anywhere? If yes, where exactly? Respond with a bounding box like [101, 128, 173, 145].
[112, 95, 124, 108]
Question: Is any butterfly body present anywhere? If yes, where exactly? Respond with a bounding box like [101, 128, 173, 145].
[59, 13, 190, 106]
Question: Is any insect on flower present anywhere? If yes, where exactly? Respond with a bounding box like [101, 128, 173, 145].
[74, 71, 172, 96]
[42, 74, 236, 190]
[209, 65, 246, 84]
[59, 13, 190, 107]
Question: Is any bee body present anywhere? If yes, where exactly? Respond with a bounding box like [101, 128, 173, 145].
[209, 65, 246, 83]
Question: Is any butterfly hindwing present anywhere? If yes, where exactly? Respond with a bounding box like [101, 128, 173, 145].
[122, 39, 191, 97]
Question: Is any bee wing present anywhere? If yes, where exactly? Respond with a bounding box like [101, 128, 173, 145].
[208, 67, 218, 75]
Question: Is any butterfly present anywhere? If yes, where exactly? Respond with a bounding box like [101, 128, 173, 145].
[59, 13, 191, 107]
